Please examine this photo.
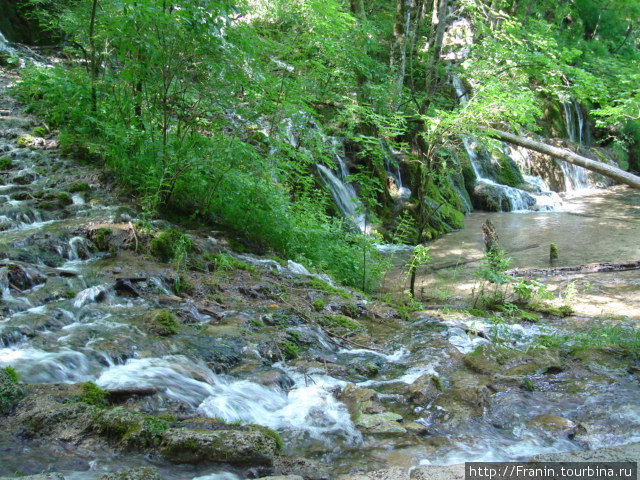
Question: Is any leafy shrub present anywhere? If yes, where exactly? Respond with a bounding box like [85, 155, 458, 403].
[0, 157, 12, 170]
[150, 229, 193, 263]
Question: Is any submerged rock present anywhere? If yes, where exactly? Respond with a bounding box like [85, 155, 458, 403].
[526, 414, 583, 438]
[356, 412, 406, 434]
[98, 468, 163, 480]
[0, 475, 66, 480]
[272, 456, 331, 480]
[407, 374, 441, 406]
[159, 427, 278, 465]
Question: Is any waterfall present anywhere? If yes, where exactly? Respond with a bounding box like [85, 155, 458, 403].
[317, 142, 368, 232]
[452, 74, 543, 212]
[382, 141, 411, 200]
[561, 100, 591, 191]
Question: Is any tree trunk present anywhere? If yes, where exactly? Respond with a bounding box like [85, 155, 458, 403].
[391, 0, 415, 102]
[350, 0, 366, 19]
[488, 129, 640, 191]
[430, 0, 448, 62]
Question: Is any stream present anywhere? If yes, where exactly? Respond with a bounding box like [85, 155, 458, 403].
[1, 67, 640, 479]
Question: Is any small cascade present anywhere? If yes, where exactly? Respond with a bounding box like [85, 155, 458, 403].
[317, 141, 368, 232]
[382, 142, 411, 200]
[561, 100, 591, 191]
[452, 74, 564, 211]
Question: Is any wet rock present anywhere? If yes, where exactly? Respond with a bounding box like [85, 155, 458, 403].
[407, 374, 441, 406]
[98, 468, 163, 480]
[356, 412, 406, 434]
[12, 386, 97, 442]
[410, 464, 465, 480]
[239, 283, 274, 299]
[338, 384, 384, 418]
[472, 182, 535, 212]
[0, 261, 46, 291]
[94, 407, 169, 450]
[251, 369, 295, 390]
[530, 442, 640, 462]
[463, 344, 561, 376]
[365, 302, 400, 320]
[428, 386, 491, 427]
[0, 367, 26, 414]
[0, 475, 66, 480]
[255, 476, 304, 480]
[336, 467, 408, 480]
[526, 414, 582, 438]
[159, 427, 278, 465]
[272, 456, 331, 480]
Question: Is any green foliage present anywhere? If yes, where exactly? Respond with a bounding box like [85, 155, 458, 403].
[0, 157, 13, 170]
[78, 381, 108, 407]
[279, 341, 300, 360]
[94, 228, 112, 251]
[2, 367, 18, 383]
[33, 126, 47, 137]
[149, 229, 193, 263]
[308, 278, 352, 299]
[204, 253, 255, 273]
[69, 182, 90, 193]
[311, 298, 325, 312]
[550, 243, 559, 261]
[320, 314, 362, 332]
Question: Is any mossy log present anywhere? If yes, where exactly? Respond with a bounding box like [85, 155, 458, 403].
[488, 129, 640, 191]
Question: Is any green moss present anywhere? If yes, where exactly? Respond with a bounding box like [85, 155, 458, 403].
[0, 367, 26, 414]
[174, 274, 195, 296]
[38, 200, 55, 210]
[3, 366, 19, 383]
[495, 153, 524, 187]
[550, 243, 559, 261]
[16, 134, 34, 148]
[0, 157, 12, 170]
[308, 277, 352, 299]
[78, 381, 108, 407]
[69, 182, 90, 193]
[311, 298, 325, 312]
[432, 375, 443, 391]
[57, 192, 73, 206]
[94, 228, 113, 251]
[321, 314, 361, 331]
[147, 310, 178, 336]
[33, 126, 47, 137]
[204, 252, 255, 272]
[251, 424, 284, 452]
[279, 341, 300, 360]
[150, 229, 193, 262]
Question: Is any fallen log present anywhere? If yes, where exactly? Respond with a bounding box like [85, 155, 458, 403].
[488, 129, 640, 191]
[507, 260, 640, 277]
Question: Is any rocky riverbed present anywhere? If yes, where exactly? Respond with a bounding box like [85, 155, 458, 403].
[1, 64, 639, 480]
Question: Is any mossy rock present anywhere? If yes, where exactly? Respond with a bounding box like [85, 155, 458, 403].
[95, 407, 170, 450]
[464, 344, 561, 376]
[33, 126, 47, 138]
[0, 157, 13, 170]
[76, 381, 107, 407]
[159, 427, 278, 465]
[56, 192, 73, 206]
[16, 134, 35, 148]
[69, 182, 90, 193]
[150, 229, 193, 262]
[0, 366, 26, 414]
[145, 310, 179, 336]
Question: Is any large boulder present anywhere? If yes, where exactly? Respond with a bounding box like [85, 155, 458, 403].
[464, 344, 561, 377]
[159, 427, 278, 465]
[472, 182, 535, 212]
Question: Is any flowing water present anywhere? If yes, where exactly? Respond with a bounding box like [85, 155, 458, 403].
[1, 66, 640, 478]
